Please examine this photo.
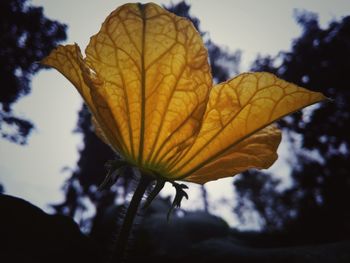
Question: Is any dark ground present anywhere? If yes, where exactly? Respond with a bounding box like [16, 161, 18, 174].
[1, 194, 349, 263]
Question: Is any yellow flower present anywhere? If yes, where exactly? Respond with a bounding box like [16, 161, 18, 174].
[42, 3, 326, 185]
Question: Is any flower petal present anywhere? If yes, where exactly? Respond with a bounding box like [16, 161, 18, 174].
[41, 44, 125, 154]
[41, 44, 94, 107]
[184, 125, 281, 184]
[169, 72, 327, 180]
[91, 116, 112, 147]
[84, 3, 212, 165]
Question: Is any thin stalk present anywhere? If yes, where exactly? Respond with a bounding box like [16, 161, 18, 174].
[111, 174, 152, 262]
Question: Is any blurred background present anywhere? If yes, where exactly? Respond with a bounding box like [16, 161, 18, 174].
[1, 0, 350, 262]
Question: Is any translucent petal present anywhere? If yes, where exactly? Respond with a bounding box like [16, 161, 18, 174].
[84, 3, 212, 166]
[41, 44, 125, 154]
[91, 116, 111, 147]
[43, 3, 327, 184]
[184, 125, 281, 184]
[170, 72, 327, 180]
[41, 45, 93, 107]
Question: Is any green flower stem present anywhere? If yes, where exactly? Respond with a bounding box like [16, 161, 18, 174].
[111, 173, 153, 262]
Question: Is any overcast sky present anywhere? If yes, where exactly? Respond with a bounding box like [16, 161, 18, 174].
[1, 0, 350, 227]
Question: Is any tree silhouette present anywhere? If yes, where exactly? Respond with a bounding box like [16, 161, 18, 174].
[234, 12, 350, 243]
[0, 0, 66, 144]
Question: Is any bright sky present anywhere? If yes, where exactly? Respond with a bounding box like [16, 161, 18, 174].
[1, 0, 350, 228]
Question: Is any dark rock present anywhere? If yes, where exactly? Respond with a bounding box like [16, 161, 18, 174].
[0, 194, 101, 263]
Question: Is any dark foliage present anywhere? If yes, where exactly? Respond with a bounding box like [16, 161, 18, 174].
[0, 0, 66, 144]
[235, 12, 350, 243]
[234, 170, 288, 231]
